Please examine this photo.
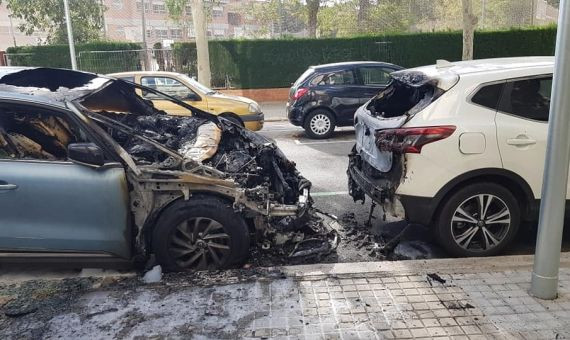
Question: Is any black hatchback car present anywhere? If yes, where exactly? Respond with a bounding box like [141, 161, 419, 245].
[287, 61, 403, 138]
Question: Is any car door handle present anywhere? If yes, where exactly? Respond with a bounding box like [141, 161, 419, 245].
[0, 183, 18, 190]
[507, 138, 536, 146]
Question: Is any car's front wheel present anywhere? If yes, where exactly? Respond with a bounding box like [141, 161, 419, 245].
[152, 196, 250, 271]
[304, 109, 335, 139]
[435, 182, 520, 257]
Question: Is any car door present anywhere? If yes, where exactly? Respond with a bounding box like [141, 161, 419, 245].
[0, 102, 131, 258]
[139, 75, 205, 116]
[355, 65, 393, 102]
[495, 75, 552, 199]
[313, 68, 362, 124]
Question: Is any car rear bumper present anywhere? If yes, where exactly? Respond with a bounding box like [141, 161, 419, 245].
[347, 149, 435, 226]
[287, 103, 304, 126]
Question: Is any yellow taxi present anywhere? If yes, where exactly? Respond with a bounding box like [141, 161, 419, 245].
[108, 71, 264, 131]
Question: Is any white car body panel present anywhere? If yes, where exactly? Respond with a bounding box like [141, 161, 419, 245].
[352, 57, 557, 204]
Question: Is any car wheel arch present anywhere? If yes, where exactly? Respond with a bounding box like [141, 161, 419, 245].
[302, 106, 338, 126]
[219, 112, 245, 126]
[141, 192, 237, 253]
[429, 168, 536, 226]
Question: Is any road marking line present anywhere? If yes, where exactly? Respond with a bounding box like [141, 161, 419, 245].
[295, 139, 355, 145]
[311, 191, 349, 197]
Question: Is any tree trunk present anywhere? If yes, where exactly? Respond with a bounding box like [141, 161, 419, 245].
[461, 0, 478, 60]
[358, 0, 370, 33]
[306, 0, 319, 38]
[191, 0, 211, 87]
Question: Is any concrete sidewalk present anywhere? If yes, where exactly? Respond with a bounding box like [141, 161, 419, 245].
[2, 254, 570, 339]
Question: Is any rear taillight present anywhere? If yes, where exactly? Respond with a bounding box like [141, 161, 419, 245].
[375, 125, 456, 154]
[292, 87, 309, 100]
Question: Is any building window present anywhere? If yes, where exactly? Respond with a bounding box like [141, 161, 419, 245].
[136, 2, 150, 13]
[212, 6, 223, 18]
[112, 0, 123, 10]
[228, 12, 241, 26]
[155, 29, 169, 39]
[170, 29, 182, 39]
[153, 4, 166, 14]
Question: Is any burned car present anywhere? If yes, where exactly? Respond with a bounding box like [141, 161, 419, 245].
[0, 68, 338, 271]
[348, 57, 556, 257]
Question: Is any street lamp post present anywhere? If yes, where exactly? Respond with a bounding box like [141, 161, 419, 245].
[531, 0, 570, 300]
[63, 0, 77, 70]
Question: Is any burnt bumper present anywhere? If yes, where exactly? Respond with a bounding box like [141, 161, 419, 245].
[348, 163, 435, 225]
[347, 149, 395, 203]
[347, 160, 388, 204]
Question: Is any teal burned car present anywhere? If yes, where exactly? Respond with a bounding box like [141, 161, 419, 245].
[0, 68, 337, 271]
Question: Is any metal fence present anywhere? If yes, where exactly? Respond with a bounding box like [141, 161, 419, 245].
[77, 48, 187, 74]
[3, 48, 195, 76]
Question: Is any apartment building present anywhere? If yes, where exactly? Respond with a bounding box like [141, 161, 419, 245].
[103, 0, 260, 47]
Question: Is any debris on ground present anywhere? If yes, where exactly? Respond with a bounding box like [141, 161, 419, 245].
[330, 210, 446, 262]
[442, 300, 475, 310]
[142, 265, 162, 284]
[427, 273, 447, 285]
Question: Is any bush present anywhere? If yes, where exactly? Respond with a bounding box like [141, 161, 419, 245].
[6, 42, 143, 74]
[173, 26, 556, 89]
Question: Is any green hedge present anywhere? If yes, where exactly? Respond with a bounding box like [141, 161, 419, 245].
[173, 26, 556, 89]
[6, 42, 143, 74]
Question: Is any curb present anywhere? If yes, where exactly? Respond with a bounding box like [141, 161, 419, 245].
[264, 118, 289, 122]
[281, 252, 570, 279]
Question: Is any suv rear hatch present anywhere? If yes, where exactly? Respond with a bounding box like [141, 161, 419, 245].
[349, 67, 459, 202]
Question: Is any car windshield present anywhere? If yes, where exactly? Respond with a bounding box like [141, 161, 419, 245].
[178, 74, 215, 95]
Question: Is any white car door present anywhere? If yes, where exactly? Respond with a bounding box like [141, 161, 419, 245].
[495, 75, 552, 199]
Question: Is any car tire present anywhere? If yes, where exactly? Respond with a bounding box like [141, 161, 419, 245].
[435, 182, 520, 257]
[303, 109, 335, 139]
[221, 113, 244, 127]
[152, 195, 250, 272]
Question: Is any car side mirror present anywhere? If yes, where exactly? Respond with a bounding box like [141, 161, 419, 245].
[68, 143, 105, 167]
[186, 93, 201, 101]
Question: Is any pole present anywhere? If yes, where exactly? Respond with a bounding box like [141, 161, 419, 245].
[141, 0, 149, 70]
[531, 0, 570, 300]
[8, 15, 16, 47]
[481, 0, 486, 29]
[100, 0, 107, 39]
[63, 0, 77, 70]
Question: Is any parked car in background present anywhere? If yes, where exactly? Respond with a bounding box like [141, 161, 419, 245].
[287, 61, 403, 139]
[109, 71, 264, 131]
[348, 57, 554, 257]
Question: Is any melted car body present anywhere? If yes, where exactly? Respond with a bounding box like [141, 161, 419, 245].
[0, 67, 338, 270]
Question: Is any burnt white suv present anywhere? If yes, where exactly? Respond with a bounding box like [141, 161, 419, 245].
[348, 57, 554, 257]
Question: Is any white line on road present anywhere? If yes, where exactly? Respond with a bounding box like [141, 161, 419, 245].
[311, 191, 349, 197]
[294, 139, 355, 145]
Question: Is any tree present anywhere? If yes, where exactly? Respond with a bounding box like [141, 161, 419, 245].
[357, 0, 370, 33]
[318, 0, 411, 38]
[306, 0, 320, 37]
[243, 0, 305, 38]
[166, 0, 211, 87]
[461, 0, 478, 60]
[0, 0, 105, 44]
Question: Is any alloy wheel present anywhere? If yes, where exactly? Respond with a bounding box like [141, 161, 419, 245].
[450, 194, 511, 252]
[309, 113, 331, 136]
[169, 217, 231, 270]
